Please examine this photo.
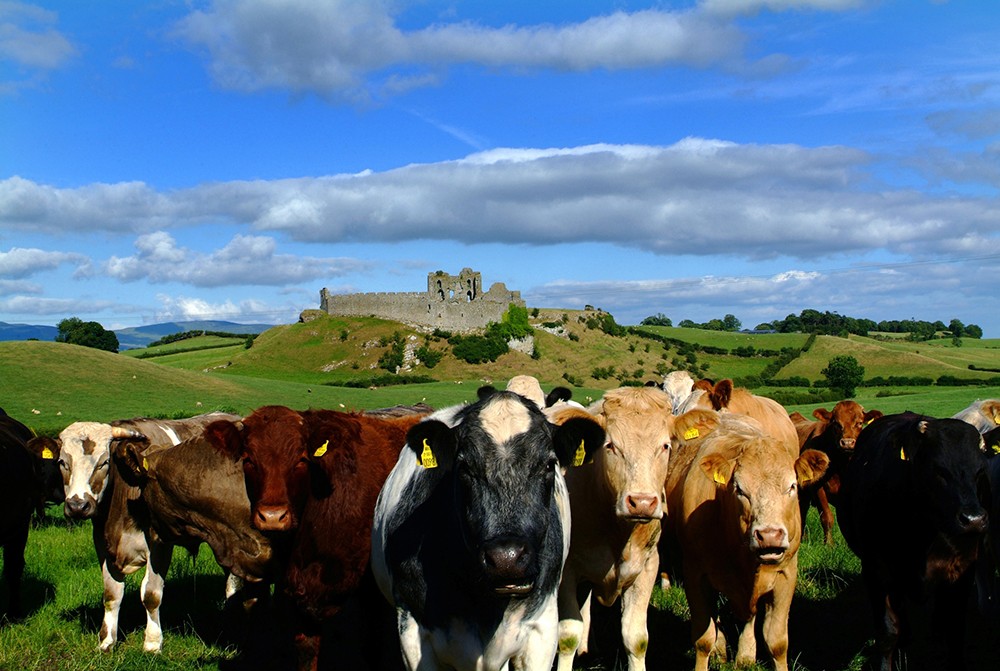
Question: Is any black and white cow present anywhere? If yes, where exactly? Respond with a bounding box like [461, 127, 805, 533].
[839, 413, 989, 671]
[371, 389, 604, 671]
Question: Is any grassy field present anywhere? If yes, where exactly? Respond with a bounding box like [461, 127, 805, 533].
[3, 322, 1000, 669]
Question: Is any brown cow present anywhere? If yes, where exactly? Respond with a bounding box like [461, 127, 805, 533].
[664, 412, 828, 671]
[789, 402, 883, 545]
[112, 433, 277, 607]
[27, 412, 239, 652]
[555, 387, 718, 671]
[205, 405, 429, 671]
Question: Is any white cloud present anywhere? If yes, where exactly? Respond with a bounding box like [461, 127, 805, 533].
[4, 140, 999, 265]
[0, 1, 77, 92]
[104, 232, 371, 287]
[172, 1, 743, 100]
[0, 246, 87, 278]
[152, 294, 297, 324]
[698, 0, 865, 18]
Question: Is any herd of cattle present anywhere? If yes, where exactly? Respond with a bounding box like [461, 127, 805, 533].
[1, 375, 1000, 671]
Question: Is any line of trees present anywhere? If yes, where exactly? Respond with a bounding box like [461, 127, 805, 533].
[643, 309, 983, 340]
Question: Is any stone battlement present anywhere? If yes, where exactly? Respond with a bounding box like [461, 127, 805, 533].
[318, 268, 524, 332]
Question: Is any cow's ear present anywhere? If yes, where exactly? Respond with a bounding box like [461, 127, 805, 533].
[553, 416, 604, 469]
[477, 385, 498, 402]
[545, 386, 573, 407]
[112, 441, 148, 487]
[709, 380, 733, 411]
[863, 410, 883, 425]
[672, 409, 719, 445]
[700, 453, 733, 486]
[406, 420, 456, 470]
[26, 436, 60, 462]
[796, 449, 830, 487]
[812, 408, 832, 423]
[205, 419, 244, 461]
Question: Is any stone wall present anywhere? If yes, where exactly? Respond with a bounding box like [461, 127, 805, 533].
[318, 268, 525, 332]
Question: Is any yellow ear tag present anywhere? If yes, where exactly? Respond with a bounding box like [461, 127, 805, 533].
[41, 447, 54, 460]
[573, 439, 587, 467]
[683, 427, 700, 440]
[991, 443, 1000, 455]
[712, 469, 727, 485]
[899, 447, 908, 461]
[994, 414, 1000, 424]
[313, 440, 329, 458]
[142, 457, 149, 471]
[419, 438, 438, 469]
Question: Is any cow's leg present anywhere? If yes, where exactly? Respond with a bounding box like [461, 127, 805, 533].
[686, 572, 717, 671]
[98, 560, 126, 652]
[620, 555, 657, 671]
[761, 577, 794, 671]
[864, 565, 898, 671]
[513, 597, 560, 671]
[1, 520, 28, 618]
[734, 614, 757, 666]
[397, 609, 432, 671]
[140, 540, 172, 653]
[935, 571, 974, 671]
[578, 590, 593, 654]
[816, 486, 835, 546]
[556, 578, 585, 671]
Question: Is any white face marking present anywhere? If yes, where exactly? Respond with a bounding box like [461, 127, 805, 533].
[479, 396, 533, 447]
[59, 422, 116, 502]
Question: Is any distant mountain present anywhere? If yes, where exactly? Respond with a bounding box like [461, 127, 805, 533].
[0, 321, 59, 342]
[0, 320, 274, 350]
[114, 320, 275, 349]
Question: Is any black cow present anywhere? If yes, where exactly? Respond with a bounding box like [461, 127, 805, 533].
[975, 427, 1000, 616]
[0, 408, 46, 618]
[839, 412, 989, 671]
[371, 389, 604, 671]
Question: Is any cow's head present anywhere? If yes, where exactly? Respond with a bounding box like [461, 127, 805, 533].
[206, 405, 321, 533]
[900, 418, 989, 557]
[813, 401, 883, 451]
[28, 422, 146, 519]
[700, 415, 829, 565]
[24, 436, 66, 505]
[661, 370, 695, 414]
[590, 386, 716, 521]
[406, 390, 603, 596]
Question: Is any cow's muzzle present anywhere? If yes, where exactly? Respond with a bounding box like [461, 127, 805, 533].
[751, 525, 789, 564]
[64, 494, 97, 520]
[481, 537, 534, 595]
[254, 504, 295, 533]
[619, 492, 662, 521]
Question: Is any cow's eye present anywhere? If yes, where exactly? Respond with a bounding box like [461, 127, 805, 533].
[662, 442, 671, 452]
[605, 442, 616, 454]
[58, 459, 68, 469]
[788, 483, 797, 496]
[98, 459, 109, 470]
[734, 482, 748, 500]
[243, 459, 256, 471]
[546, 457, 557, 473]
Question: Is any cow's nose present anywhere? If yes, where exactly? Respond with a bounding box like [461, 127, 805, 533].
[840, 438, 856, 449]
[64, 495, 94, 519]
[958, 509, 988, 534]
[482, 539, 530, 578]
[255, 505, 293, 532]
[624, 493, 661, 519]
[753, 526, 788, 549]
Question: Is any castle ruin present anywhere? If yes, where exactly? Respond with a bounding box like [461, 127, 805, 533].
[319, 268, 525, 332]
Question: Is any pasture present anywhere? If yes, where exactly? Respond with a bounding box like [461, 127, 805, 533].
[3, 328, 1000, 669]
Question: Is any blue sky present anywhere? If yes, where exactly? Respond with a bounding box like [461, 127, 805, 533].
[2, 0, 999, 336]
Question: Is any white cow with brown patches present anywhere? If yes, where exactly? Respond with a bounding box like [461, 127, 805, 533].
[29, 412, 238, 653]
[953, 398, 1000, 433]
[554, 386, 719, 671]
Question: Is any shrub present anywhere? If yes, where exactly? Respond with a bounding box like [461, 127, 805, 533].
[416, 345, 443, 369]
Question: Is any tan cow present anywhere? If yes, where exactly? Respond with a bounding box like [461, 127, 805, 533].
[953, 398, 1000, 433]
[789, 401, 883, 544]
[554, 386, 718, 671]
[683, 379, 798, 457]
[664, 412, 828, 671]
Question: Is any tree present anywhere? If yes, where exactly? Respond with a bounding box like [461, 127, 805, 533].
[965, 324, 983, 339]
[56, 317, 119, 353]
[641, 313, 672, 327]
[722, 314, 742, 332]
[949, 318, 965, 338]
[821, 355, 865, 398]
